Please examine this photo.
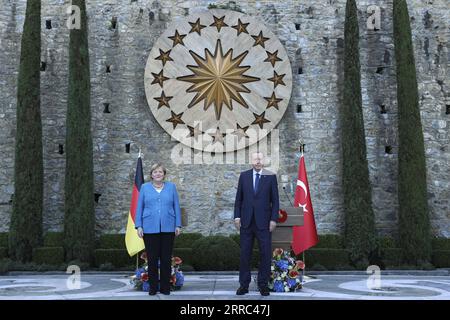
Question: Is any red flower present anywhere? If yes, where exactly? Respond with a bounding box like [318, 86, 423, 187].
[141, 273, 149, 282]
[296, 260, 305, 270]
[278, 209, 288, 223]
[288, 270, 299, 278]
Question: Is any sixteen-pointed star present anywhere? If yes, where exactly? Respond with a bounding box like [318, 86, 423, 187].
[154, 91, 173, 109]
[209, 127, 225, 144]
[252, 111, 271, 129]
[233, 123, 249, 140]
[168, 30, 187, 47]
[264, 92, 283, 110]
[210, 15, 228, 32]
[268, 71, 286, 88]
[151, 70, 169, 88]
[189, 18, 207, 35]
[155, 48, 173, 66]
[177, 39, 260, 120]
[264, 50, 282, 67]
[251, 31, 270, 48]
[232, 19, 250, 36]
[166, 111, 185, 129]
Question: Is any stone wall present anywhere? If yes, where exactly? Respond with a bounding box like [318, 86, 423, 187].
[0, 0, 448, 238]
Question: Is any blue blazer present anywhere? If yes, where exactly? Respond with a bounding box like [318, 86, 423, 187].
[135, 181, 182, 234]
[234, 169, 280, 230]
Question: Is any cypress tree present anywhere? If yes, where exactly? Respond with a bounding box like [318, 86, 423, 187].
[64, 0, 95, 263]
[9, 0, 43, 262]
[393, 0, 431, 264]
[341, 0, 376, 268]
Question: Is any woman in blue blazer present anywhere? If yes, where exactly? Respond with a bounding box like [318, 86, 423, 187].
[135, 163, 182, 295]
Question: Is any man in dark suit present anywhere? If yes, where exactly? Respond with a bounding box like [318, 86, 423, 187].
[234, 152, 279, 296]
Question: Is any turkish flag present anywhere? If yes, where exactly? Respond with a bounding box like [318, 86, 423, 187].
[291, 154, 319, 255]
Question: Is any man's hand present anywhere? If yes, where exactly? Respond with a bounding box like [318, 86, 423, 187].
[137, 227, 144, 238]
[175, 227, 181, 237]
[269, 221, 277, 232]
[234, 218, 241, 230]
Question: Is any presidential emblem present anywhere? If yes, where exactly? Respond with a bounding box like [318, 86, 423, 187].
[144, 9, 292, 152]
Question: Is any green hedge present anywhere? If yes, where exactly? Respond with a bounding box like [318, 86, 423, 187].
[174, 233, 203, 248]
[0, 247, 8, 259]
[43, 232, 64, 247]
[381, 248, 403, 267]
[315, 234, 344, 249]
[432, 250, 450, 267]
[98, 234, 126, 249]
[229, 234, 240, 247]
[173, 248, 193, 266]
[378, 236, 397, 249]
[432, 238, 450, 251]
[94, 249, 134, 267]
[0, 233, 8, 247]
[32, 247, 65, 265]
[191, 236, 240, 271]
[299, 249, 350, 270]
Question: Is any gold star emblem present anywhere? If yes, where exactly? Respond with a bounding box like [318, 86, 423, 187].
[232, 123, 249, 140]
[264, 92, 282, 110]
[166, 111, 185, 129]
[210, 15, 228, 32]
[189, 18, 206, 35]
[232, 19, 250, 36]
[155, 49, 173, 66]
[209, 127, 225, 144]
[154, 91, 173, 109]
[268, 71, 286, 88]
[187, 123, 203, 141]
[252, 112, 271, 129]
[177, 39, 260, 120]
[168, 30, 186, 47]
[264, 50, 282, 67]
[151, 70, 169, 88]
[251, 31, 270, 48]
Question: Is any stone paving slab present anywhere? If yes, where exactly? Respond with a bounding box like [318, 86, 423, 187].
[0, 273, 449, 300]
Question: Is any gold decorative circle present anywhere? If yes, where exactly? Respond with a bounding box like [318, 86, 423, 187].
[144, 9, 292, 152]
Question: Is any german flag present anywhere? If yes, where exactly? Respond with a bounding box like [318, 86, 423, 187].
[125, 156, 145, 256]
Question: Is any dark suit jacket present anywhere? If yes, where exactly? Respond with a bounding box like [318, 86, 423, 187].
[234, 169, 280, 229]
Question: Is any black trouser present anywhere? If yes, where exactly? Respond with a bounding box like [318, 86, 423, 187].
[143, 232, 175, 293]
[239, 215, 272, 289]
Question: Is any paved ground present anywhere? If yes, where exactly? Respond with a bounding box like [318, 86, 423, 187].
[0, 272, 449, 300]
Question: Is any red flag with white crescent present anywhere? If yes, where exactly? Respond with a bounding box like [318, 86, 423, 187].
[291, 154, 319, 255]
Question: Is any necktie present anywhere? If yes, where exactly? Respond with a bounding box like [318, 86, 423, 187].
[255, 173, 260, 193]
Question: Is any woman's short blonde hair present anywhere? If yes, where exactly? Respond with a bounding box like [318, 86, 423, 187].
[149, 163, 167, 179]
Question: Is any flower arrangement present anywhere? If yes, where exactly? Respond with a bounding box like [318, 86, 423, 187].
[268, 248, 305, 292]
[130, 252, 184, 292]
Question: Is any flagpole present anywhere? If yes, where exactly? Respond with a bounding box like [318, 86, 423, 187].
[136, 253, 139, 270]
[302, 251, 306, 280]
[299, 141, 305, 280]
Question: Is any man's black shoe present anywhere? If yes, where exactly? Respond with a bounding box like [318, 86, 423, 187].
[259, 287, 270, 296]
[148, 290, 157, 296]
[236, 287, 249, 295]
